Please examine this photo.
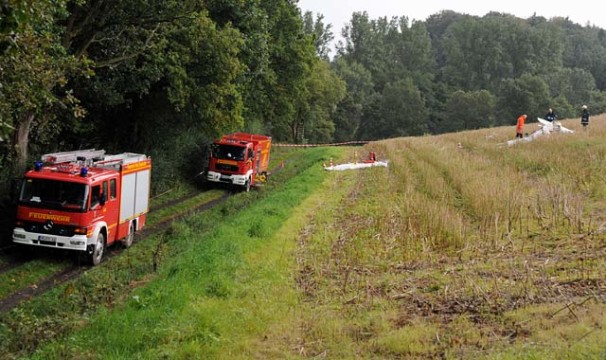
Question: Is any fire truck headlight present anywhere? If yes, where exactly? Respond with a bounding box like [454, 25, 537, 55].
[70, 240, 85, 246]
[74, 227, 88, 235]
[13, 233, 26, 239]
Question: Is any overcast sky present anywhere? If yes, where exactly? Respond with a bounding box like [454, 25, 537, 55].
[298, 0, 605, 50]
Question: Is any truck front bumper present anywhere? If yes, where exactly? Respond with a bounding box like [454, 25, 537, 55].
[12, 227, 90, 252]
[207, 171, 248, 186]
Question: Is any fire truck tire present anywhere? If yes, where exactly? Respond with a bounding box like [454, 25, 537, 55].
[245, 178, 251, 192]
[89, 232, 106, 266]
[122, 222, 135, 248]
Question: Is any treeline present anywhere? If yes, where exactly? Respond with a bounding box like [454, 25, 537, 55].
[331, 11, 606, 140]
[0, 0, 345, 192]
[1, 2, 606, 192]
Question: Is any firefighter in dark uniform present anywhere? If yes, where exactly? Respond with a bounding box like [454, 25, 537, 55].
[545, 108, 557, 122]
[581, 105, 590, 129]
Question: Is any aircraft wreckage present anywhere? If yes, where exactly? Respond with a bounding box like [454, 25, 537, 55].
[506, 118, 574, 146]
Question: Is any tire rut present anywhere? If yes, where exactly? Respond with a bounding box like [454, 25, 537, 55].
[0, 265, 84, 313]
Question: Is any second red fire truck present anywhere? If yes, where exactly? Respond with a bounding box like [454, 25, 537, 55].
[206, 132, 271, 192]
[12, 149, 152, 265]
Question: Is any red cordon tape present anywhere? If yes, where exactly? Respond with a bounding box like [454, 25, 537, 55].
[273, 141, 369, 147]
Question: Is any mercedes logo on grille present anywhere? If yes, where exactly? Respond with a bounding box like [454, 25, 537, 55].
[43, 220, 54, 231]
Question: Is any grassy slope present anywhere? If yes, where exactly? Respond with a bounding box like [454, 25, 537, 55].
[28, 146, 344, 359]
[291, 117, 606, 359]
[21, 116, 606, 359]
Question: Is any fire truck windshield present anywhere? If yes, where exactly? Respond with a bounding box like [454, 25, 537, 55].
[212, 144, 245, 161]
[19, 178, 88, 212]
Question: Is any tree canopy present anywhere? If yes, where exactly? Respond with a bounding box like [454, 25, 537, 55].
[2, 4, 606, 191]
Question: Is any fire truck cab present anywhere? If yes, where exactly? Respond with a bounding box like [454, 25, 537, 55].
[12, 149, 151, 265]
[206, 132, 271, 192]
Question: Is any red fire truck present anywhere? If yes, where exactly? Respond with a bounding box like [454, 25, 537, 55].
[12, 149, 152, 265]
[206, 132, 271, 192]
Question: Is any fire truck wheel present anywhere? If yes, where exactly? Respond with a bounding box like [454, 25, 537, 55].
[122, 222, 135, 248]
[245, 178, 251, 192]
[89, 232, 106, 266]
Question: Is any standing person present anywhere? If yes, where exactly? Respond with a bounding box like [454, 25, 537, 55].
[545, 108, 557, 122]
[516, 114, 527, 138]
[581, 105, 590, 129]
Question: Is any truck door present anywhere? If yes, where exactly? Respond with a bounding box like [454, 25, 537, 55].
[104, 178, 120, 243]
[90, 179, 119, 244]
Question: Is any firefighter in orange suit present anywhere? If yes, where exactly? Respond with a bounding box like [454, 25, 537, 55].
[516, 114, 527, 139]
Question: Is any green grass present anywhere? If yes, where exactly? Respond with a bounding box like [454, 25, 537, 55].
[25, 146, 343, 359]
[0, 259, 65, 299]
[0, 146, 342, 359]
[147, 188, 226, 224]
[149, 181, 200, 208]
[0, 187, 224, 308]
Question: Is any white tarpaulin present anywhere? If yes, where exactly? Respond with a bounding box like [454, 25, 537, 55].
[324, 161, 389, 171]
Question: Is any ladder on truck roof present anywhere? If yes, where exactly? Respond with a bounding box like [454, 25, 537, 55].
[92, 152, 148, 168]
[41, 149, 106, 164]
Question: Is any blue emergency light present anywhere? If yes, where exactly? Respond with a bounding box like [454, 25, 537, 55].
[34, 161, 43, 171]
[80, 167, 88, 177]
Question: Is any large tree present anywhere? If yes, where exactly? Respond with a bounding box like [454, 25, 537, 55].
[561, 20, 606, 90]
[441, 14, 562, 92]
[543, 67, 597, 108]
[0, 0, 85, 172]
[337, 12, 434, 140]
[204, 0, 272, 131]
[302, 60, 346, 143]
[357, 78, 428, 140]
[260, 0, 316, 142]
[332, 59, 375, 141]
[303, 11, 334, 60]
[64, 1, 246, 138]
[443, 90, 496, 131]
[497, 74, 551, 124]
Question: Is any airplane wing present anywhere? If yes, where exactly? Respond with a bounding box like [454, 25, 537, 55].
[538, 118, 574, 134]
[555, 122, 574, 133]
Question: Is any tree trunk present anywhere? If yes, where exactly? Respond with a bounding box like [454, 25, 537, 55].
[13, 112, 35, 174]
[291, 119, 306, 144]
[290, 121, 299, 144]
